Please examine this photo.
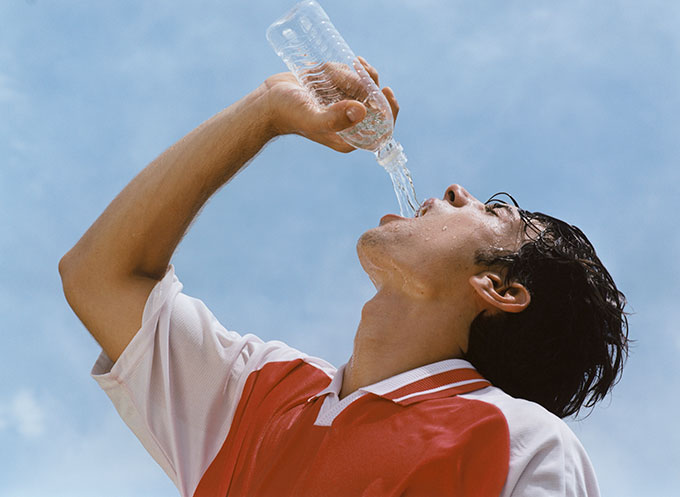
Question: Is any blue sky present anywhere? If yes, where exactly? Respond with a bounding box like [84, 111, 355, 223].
[1, 0, 678, 495]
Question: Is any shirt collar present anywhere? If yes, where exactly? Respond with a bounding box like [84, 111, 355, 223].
[311, 363, 347, 401]
[312, 359, 491, 406]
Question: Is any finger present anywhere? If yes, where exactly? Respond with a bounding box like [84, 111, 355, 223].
[357, 55, 379, 86]
[323, 100, 367, 132]
[382, 86, 399, 122]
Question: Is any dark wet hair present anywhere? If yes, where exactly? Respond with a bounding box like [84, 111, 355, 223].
[463, 193, 630, 418]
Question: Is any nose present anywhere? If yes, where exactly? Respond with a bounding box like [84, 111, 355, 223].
[443, 184, 478, 208]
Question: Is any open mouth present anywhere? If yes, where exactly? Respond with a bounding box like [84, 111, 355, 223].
[415, 198, 435, 218]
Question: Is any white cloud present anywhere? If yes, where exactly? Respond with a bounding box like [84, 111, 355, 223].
[0, 406, 175, 497]
[11, 389, 46, 438]
[0, 389, 46, 439]
[0, 73, 21, 104]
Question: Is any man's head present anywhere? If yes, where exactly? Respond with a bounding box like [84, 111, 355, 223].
[466, 198, 629, 418]
[357, 184, 629, 418]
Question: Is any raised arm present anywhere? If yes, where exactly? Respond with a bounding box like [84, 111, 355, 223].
[58, 67, 398, 363]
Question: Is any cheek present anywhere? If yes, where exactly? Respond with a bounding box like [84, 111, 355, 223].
[415, 228, 483, 278]
[403, 237, 470, 284]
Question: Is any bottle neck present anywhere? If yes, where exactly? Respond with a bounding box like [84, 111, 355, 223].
[375, 137, 406, 171]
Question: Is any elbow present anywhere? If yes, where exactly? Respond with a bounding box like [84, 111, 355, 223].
[58, 251, 71, 281]
[59, 251, 71, 286]
[58, 250, 81, 307]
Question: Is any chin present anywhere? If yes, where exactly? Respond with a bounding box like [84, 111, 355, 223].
[357, 228, 409, 285]
[356, 226, 393, 260]
[357, 230, 388, 273]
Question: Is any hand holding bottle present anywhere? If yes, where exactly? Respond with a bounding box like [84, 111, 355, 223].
[261, 57, 399, 153]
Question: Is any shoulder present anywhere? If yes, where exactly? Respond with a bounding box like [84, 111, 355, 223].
[461, 386, 570, 441]
[460, 386, 600, 497]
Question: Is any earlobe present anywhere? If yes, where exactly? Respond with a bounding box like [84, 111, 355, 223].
[469, 272, 531, 314]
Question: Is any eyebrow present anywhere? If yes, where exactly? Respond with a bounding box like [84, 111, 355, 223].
[484, 198, 524, 230]
[488, 202, 511, 210]
[487, 202, 517, 222]
[485, 202, 509, 214]
[484, 193, 550, 245]
[486, 192, 523, 218]
[485, 192, 520, 208]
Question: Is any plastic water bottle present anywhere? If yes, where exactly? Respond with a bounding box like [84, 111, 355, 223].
[266, 0, 419, 217]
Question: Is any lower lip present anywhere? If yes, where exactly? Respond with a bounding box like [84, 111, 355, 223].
[379, 214, 408, 226]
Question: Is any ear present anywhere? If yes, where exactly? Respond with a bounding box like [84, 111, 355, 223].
[469, 271, 531, 314]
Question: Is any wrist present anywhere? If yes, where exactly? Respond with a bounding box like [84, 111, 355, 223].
[252, 78, 284, 138]
[234, 83, 279, 141]
[260, 72, 314, 137]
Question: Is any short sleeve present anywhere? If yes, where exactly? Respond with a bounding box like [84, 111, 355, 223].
[509, 416, 600, 497]
[502, 404, 601, 497]
[460, 386, 600, 497]
[91, 266, 321, 497]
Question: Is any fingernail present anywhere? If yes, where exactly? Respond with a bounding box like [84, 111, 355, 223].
[346, 107, 359, 122]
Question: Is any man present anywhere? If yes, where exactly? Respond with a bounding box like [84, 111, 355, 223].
[59, 59, 628, 496]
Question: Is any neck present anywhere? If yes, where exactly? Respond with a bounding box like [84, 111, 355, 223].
[339, 288, 469, 399]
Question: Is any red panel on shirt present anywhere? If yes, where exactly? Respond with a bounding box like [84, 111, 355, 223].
[194, 360, 510, 497]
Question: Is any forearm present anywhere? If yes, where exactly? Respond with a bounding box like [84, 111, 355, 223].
[59, 68, 385, 361]
[59, 84, 277, 360]
[62, 84, 274, 282]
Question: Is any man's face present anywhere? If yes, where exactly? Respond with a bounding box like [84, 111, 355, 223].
[357, 184, 525, 298]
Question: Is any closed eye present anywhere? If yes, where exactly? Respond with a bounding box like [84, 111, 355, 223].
[484, 192, 522, 224]
[484, 202, 510, 216]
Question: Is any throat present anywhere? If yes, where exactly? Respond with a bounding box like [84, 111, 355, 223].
[340, 290, 467, 399]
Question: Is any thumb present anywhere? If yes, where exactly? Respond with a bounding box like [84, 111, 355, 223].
[323, 100, 366, 132]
